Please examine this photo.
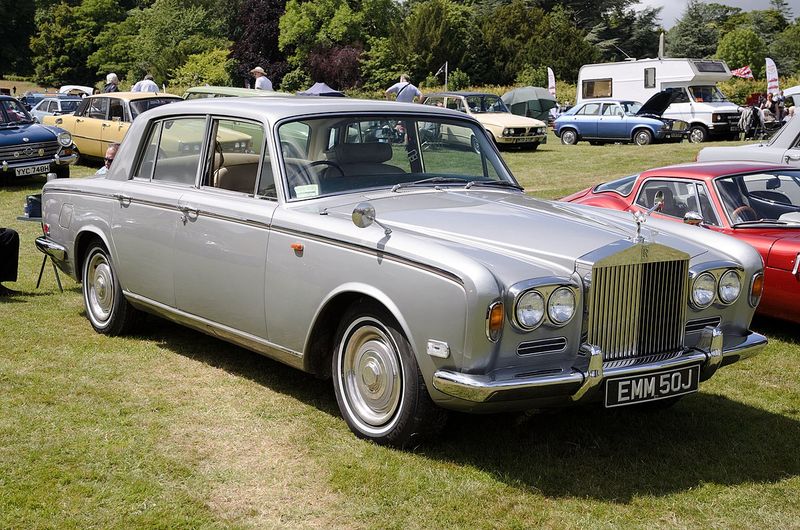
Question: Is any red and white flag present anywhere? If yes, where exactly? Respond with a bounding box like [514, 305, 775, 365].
[731, 65, 753, 79]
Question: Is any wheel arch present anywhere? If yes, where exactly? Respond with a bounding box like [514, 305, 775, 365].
[631, 125, 656, 140]
[303, 284, 414, 378]
[73, 228, 112, 283]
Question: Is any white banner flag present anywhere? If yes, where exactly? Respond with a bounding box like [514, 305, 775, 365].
[766, 58, 780, 95]
[547, 67, 556, 97]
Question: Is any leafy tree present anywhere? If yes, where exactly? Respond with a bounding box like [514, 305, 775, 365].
[87, 11, 145, 83]
[279, 67, 311, 91]
[666, 0, 735, 58]
[770, 22, 800, 76]
[716, 28, 767, 78]
[527, 6, 598, 83]
[586, 6, 662, 62]
[359, 36, 412, 91]
[531, 0, 638, 31]
[447, 68, 469, 90]
[229, 0, 290, 87]
[479, 1, 543, 85]
[515, 65, 548, 87]
[172, 48, 234, 86]
[0, 0, 37, 77]
[308, 45, 363, 89]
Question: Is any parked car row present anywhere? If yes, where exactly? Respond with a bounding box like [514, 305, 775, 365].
[35, 96, 768, 448]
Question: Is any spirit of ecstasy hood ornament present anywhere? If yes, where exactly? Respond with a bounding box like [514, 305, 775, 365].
[632, 191, 664, 243]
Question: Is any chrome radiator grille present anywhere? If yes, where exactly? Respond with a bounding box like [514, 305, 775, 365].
[587, 257, 688, 361]
[0, 141, 59, 162]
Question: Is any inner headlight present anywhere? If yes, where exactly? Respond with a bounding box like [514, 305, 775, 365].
[502, 128, 511, 136]
[57, 131, 72, 147]
[516, 290, 545, 329]
[548, 287, 576, 324]
[718, 270, 741, 304]
[692, 272, 716, 308]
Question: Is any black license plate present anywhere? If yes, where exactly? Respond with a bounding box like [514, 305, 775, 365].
[605, 365, 700, 408]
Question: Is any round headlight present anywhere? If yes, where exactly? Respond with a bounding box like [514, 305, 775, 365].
[57, 131, 72, 147]
[718, 270, 741, 304]
[548, 287, 576, 324]
[516, 290, 545, 329]
[692, 272, 716, 308]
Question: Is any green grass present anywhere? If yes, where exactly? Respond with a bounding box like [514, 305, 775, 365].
[1, 138, 798, 528]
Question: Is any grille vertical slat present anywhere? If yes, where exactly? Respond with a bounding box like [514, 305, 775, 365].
[588, 248, 688, 362]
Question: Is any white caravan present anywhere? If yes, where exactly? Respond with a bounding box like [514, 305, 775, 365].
[577, 58, 741, 143]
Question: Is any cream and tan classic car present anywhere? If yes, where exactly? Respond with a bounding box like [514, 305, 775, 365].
[423, 91, 548, 150]
[44, 92, 181, 159]
[36, 98, 767, 447]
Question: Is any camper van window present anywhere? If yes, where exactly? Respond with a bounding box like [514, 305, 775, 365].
[693, 60, 727, 73]
[582, 79, 612, 99]
[689, 86, 728, 103]
[644, 68, 656, 89]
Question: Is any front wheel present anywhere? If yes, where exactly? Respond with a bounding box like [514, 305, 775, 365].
[332, 302, 446, 447]
[82, 242, 141, 335]
[633, 129, 653, 146]
[689, 125, 708, 143]
[560, 129, 578, 145]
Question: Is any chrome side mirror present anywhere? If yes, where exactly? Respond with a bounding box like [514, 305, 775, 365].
[684, 211, 703, 226]
[352, 202, 392, 235]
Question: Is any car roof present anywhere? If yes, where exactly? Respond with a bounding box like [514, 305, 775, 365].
[640, 161, 794, 179]
[145, 97, 468, 122]
[184, 86, 291, 98]
[576, 99, 639, 105]
[88, 91, 181, 101]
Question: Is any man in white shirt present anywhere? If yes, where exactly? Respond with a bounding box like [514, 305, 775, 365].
[131, 74, 158, 93]
[250, 66, 273, 91]
[386, 75, 421, 103]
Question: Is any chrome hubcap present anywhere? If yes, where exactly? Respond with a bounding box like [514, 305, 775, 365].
[563, 131, 575, 144]
[690, 129, 704, 143]
[87, 253, 114, 323]
[341, 322, 402, 428]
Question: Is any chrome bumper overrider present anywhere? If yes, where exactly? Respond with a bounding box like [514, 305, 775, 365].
[432, 327, 767, 403]
[35, 236, 67, 262]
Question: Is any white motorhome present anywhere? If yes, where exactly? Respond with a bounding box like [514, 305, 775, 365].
[577, 58, 741, 143]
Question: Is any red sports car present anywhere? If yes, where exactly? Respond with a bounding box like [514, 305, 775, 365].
[562, 161, 800, 322]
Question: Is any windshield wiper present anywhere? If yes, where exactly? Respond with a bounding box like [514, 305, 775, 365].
[391, 176, 468, 192]
[733, 219, 788, 226]
[464, 180, 524, 191]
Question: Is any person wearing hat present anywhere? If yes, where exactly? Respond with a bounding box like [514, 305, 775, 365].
[132, 74, 158, 93]
[250, 66, 273, 91]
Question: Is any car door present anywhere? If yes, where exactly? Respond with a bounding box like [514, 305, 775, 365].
[74, 96, 108, 157]
[101, 97, 129, 151]
[598, 103, 627, 139]
[109, 116, 204, 307]
[570, 102, 600, 138]
[171, 117, 276, 338]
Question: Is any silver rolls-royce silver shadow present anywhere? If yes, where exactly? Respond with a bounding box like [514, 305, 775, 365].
[36, 98, 767, 447]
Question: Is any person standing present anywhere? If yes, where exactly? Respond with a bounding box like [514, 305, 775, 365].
[132, 74, 158, 93]
[103, 73, 119, 93]
[385, 75, 421, 103]
[0, 227, 20, 296]
[250, 67, 273, 91]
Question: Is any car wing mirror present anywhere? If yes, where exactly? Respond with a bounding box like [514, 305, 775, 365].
[352, 202, 392, 236]
[683, 211, 703, 226]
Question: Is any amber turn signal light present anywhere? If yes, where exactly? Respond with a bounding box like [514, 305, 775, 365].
[486, 302, 504, 342]
[749, 272, 764, 307]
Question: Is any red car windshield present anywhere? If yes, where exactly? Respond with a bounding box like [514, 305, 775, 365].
[716, 170, 800, 225]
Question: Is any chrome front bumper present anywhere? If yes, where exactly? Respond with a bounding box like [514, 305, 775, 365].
[432, 327, 767, 403]
[0, 151, 77, 172]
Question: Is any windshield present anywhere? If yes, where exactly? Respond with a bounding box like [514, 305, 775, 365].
[0, 99, 34, 124]
[465, 95, 509, 113]
[716, 170, 800, 225]
[130, 97, 181, 119]
[689, 86, 729, 103]
[620, 102, 642, 116]
[277, 114, 516, 200]
[60, 100, 80, 113]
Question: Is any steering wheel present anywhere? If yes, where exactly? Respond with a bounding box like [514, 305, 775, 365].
[731, 205, 758, 223]
[308, 160, 345, 178]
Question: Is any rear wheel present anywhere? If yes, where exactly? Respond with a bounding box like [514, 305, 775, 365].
[82, 242, 141, 335]
[560, 129, 578, 145]
[633, 129, 653, 146]
[332, 301, 446, 447]
[689, 125, 708, 143]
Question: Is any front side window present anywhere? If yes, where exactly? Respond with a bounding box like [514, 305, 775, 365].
[635, 179, 699, 219]
[601, 104, 622, 116]
[86, 97, 108, 120]
[582, 79, 612, 98]
[60, 100, 79, 113]
[620, 101, 642, 115]
[277, 114, 515, 200]
[695, 183, 719, 226]
[665, 88, 689, 104]
[688, 85, 728, 103]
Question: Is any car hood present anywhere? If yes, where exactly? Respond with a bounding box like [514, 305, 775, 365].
[476, 113, 545, 128]
[322, 189, 714, 275]
[0, 122, 58, 143]
[637, 91, 673, 117]
[697, 143, 774, 163]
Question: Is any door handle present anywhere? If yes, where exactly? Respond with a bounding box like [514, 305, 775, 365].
[76, 118, 83, 122]
[785, 154, 800, 163]
[102, 123, 110, 127]
[178, 203, 200, 223]
[112, 193, 131, 206]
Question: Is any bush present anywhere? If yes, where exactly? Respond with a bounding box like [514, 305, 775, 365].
[448, 68, 469, 91]
[422, 74, 441, 91]
[515, 65, 548, 87]
[171, 48, 233, 87]
[280, 68, 311, 92]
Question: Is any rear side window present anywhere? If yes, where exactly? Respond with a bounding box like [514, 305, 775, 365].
[577, 103, 601, 116]
[134, 117, 208, 185]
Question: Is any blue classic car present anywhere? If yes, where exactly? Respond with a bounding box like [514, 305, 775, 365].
[554, 92, 689, 146]
[0, 95, 77, 182]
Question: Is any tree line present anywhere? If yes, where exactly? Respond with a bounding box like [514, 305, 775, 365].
[0, 0, 797, 93]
